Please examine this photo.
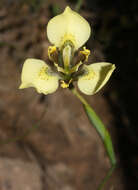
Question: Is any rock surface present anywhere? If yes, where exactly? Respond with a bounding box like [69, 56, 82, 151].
[0, 1, 125, 190]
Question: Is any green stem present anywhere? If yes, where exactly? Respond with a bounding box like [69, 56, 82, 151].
[97, 164, 116, 190]
[71, 87, 117, 189]
[71, 87, 89, 106]
[75, 0, 83, 12]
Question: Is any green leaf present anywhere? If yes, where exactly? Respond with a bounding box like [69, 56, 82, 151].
[71, 87, 116, 166]
[83, 103, 116, 165]
[71, 87, 117, 189]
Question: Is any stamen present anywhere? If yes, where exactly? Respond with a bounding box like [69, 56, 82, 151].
[61, 79, 72, 88]
[48, 46, 58, 63]
[79, 47, 90, 62]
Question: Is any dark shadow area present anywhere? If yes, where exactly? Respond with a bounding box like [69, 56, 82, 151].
[86, 0, 138, 189]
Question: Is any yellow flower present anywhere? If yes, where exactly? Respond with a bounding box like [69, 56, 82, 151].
[19, 6, 115, 96]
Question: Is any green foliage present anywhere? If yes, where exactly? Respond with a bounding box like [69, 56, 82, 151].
[71, 87, 116, 189]
[84, 104, 116, 165]
[51, 4, 61, 16]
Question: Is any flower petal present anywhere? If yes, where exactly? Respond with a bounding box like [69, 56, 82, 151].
[19, 58, 59, 95]
[77, 62, 115, 95]
[47, 6, 91, 50]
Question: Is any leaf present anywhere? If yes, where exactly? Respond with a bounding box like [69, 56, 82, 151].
[83, 103, 116, 165]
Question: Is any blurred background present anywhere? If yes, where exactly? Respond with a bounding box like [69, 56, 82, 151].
[0, 0, 137, 189]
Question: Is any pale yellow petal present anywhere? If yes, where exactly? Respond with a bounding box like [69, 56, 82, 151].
[78, 62, 115, 95]
[19, 58, 59, 95]
[19, 58, 46, 89]
[47, 6, 91, 50]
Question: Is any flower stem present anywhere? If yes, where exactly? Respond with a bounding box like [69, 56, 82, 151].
[71, 87, 89, 106]
[70, 87, 117, 190]
[75, 0, 83, 12]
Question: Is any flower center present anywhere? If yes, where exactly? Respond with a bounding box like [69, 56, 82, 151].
[62, 44, 72, 71]
[60, 33, 76, 49]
